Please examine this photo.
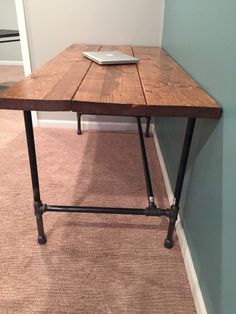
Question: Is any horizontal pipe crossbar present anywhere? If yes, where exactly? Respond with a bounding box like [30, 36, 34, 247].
[45, 204, 170, 217]
[46, 205, 146, 215]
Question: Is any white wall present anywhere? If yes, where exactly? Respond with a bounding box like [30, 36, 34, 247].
[23, 0, 164, 125]
[0, 0, 22, 62]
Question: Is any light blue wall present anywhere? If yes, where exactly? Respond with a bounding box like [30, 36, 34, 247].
[157, 1, 236, 313]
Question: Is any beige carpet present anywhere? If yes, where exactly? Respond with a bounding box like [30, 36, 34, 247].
[0, 110, 196, 313]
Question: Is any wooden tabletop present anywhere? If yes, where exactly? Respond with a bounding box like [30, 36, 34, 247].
[0, 44, 222, 118]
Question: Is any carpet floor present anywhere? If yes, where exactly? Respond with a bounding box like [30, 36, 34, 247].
[0, 110, 196, 313]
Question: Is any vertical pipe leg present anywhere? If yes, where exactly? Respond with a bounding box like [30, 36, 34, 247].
[77, 113, 82, 135]
[145, 116, 151, 137]
[23, 111, 47, 244]
[164, 118, 196, 248]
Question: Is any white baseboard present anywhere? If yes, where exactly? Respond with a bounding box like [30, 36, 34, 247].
[31, 111, 38, 127]
[153, 129, 207, 314]
[0, 60, 23, 66]
[38, 118, 154, 133]
[175, 220, 207, 314]
[38, 119, 77, 129]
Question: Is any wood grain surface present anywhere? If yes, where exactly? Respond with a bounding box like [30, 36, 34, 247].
[0, 44, 222, 118]
[72, 46, 146, 115]
[132, 47, 221, 118]
[0, 44, 99, 111]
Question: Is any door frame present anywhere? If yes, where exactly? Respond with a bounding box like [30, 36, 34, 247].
[15, 0, 38, 126]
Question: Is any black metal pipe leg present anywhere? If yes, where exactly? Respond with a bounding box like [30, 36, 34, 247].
[36, 213, 47, 244]
[164, 118, 196, 249]
[164, 205, 178, 249]
[23, 111, 47, 245]
[145, 116, 151, 137]
[137, 117, 155, 207]
[77, 113, 82, 135]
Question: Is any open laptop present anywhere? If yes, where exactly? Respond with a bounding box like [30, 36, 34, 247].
[82, 51, 139, 65]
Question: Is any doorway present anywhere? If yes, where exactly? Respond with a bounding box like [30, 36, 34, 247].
[0, 0, 37, 125]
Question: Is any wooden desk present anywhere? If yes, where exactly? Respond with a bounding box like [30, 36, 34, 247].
[0, 45, 222, 248]
[0, 29, 20, 43]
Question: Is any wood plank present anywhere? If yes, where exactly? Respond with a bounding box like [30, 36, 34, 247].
[72, 46, 147, 116]
[45, 44, 100, 101]
[0, 44, 100, 111]
[133, 47, 222, 118]
[0, 44, 222, 119]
